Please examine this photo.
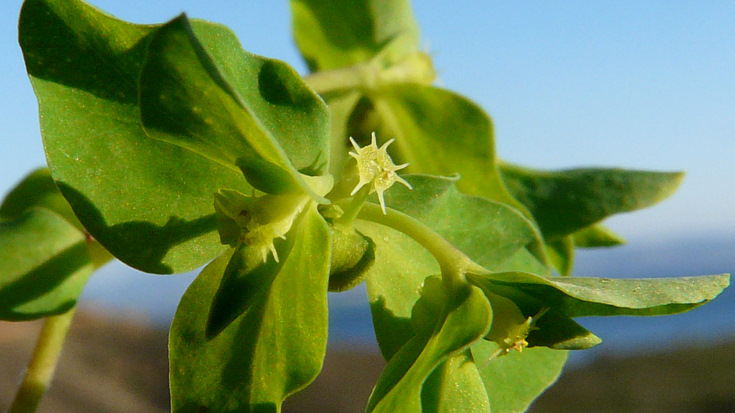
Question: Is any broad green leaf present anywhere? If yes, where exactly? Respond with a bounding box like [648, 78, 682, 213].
[469, 271, 730, 318]
[572, 224, 626, 248]
[169, 205, 330, 412]
[291, 0, 419, 71]
[0, 208, 92, 320]
[499, 162, 685, 240]
[140, 15, 330, 196]
[367, 280, 491, 413]
[422, 350, 491, 413]
[371, 85, 528, 214]
[362, 175, 543, 360]
[20, 0, 251, 273]
[473, 341, 568, 413]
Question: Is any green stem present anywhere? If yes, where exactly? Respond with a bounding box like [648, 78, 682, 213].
[303, 63, 374, 97]
[303, 52, 435, 97]
[9, 307, 77, 413]
[334, 186, 371, 228]
[356, 203, 487, 289]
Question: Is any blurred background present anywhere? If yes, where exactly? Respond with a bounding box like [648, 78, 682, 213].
[1, 1, 733, 412]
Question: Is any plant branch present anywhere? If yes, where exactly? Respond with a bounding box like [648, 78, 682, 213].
[9, 307, 77, 413]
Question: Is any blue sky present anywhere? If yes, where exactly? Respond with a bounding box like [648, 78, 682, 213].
[1, 0, 733, 242]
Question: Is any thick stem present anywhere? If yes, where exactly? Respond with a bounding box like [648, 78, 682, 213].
[9, 307, 77, 413]
[356, 203, 487, 289]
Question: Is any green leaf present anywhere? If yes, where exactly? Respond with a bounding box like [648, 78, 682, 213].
[190, 22, 330, 178]
[360, 219, 436, 360]
[473, 341, 568, 413]
[362, 175, 543, 360]
[0, 167, 113, 269]
[19, 0, 252, 273]
[140, 15, 330, 196]
[499, 162, 685, 240]
[169, 205, 330, 412]
[372, 85, 527, 213]
[291, 0, 420, 71]
[0, 168, 79, 229]
[0, 208, 92, 321]
[380, 175, 542, 270]
[572, 224, 626, 248]
[422, 350, 491, 413]
[469, 272, 730, 317]
[366, 280, 491, 413]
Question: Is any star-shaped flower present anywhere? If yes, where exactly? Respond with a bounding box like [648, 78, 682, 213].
[349, 132, 412, 214]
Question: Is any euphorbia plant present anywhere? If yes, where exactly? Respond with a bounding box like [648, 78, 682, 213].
[1, 0, 729, 412]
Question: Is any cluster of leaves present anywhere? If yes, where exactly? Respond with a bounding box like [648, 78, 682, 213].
[0, 0, 729, 412]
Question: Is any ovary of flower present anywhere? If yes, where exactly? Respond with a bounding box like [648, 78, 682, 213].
[349, 132, 412, 214]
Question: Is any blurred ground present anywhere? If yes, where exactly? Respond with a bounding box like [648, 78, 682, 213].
[2, 309, 734, 412]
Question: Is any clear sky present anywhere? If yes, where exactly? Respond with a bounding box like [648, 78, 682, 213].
[1, 0, 733, 242]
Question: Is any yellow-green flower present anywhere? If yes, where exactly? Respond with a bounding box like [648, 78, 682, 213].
[349, 132, 412, 213]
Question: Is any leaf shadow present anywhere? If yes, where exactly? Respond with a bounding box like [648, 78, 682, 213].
[0, 241, 90, 320]
[370, 295, 415, 361]
[58, 183, 218, 274]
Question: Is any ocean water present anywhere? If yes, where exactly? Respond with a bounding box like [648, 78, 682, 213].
[80, 233, 735, 361]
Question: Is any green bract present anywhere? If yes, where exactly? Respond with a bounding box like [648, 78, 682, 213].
[2, 0, 729, 412]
